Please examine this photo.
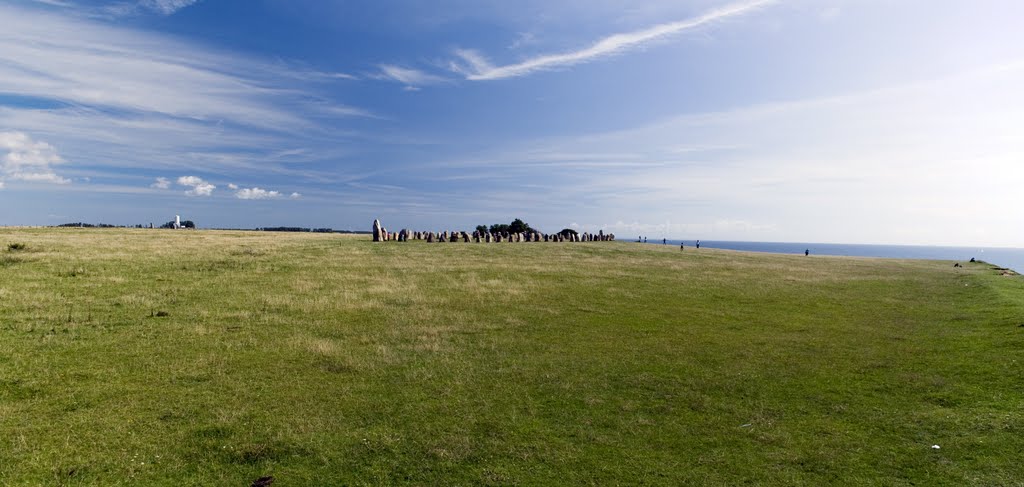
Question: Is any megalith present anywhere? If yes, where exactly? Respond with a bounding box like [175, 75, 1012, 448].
[372, 219, 383, 242]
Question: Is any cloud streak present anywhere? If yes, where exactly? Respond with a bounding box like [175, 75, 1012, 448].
[0, 3, 375, 192]
[141, 0, 200, 15]
[374, 64, 447, 88]
[452, 0, 778, 80]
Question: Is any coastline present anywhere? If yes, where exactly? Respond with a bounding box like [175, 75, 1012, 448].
[642, 239, 1024, 273]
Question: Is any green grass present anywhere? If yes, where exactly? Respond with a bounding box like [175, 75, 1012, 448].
[1, 228, 1022, 485]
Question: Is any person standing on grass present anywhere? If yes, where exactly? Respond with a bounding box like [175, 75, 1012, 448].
[805, 249, 809, 256]
[696, 240, 700, 249]
[680, 242, 684, 251]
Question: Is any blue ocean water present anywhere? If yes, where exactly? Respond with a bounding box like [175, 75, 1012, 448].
[640, 239, 1024, 272]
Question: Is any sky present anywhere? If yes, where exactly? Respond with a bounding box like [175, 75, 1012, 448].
[1, 0, 1022, 246]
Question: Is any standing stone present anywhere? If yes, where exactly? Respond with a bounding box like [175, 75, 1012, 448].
[426, 232, 435, 243]
[372, 219, 383, 242]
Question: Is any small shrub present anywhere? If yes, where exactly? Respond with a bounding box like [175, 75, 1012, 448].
[7, 243, 26, 251]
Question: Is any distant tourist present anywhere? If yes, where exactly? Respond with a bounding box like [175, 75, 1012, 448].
[680, 242, 684, 251]
[644, 237, 647, 243]
[663, 238, 666, 245]
[805, 249, 809, 256]
[696, 240, 700, 249]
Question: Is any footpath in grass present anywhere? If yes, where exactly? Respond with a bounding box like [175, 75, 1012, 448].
[0, 228, 1022, 485]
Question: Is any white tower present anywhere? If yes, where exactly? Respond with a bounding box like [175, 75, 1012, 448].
[174, 215, 181, 229]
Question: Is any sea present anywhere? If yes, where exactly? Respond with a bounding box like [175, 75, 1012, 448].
[641, 240, 1024, 273]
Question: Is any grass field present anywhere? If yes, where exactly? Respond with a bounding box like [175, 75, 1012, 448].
[1, 228, 1022, 485]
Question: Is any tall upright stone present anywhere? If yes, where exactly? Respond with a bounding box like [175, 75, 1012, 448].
[372, 219, 383, 242]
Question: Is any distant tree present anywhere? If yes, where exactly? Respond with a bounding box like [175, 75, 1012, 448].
[509, 218, 535, 234]
[488, 219, 536, 234]
[559, 228, 578, 238]
[475, 225, 488, 235]
[159, 220, 195, 229]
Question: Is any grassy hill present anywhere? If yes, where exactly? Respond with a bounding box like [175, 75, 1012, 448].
[1, 228, 1022, 485]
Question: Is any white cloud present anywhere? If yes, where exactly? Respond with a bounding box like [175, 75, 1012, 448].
[0, 131, 70, 185]
[104, 0, 201, 17]
[235, 187, 281, 200]
[451, 0, 778, 80]
[150, 177, 170, 189]
[374, 64, 447, 88]
[177, 175, 215, 196]
[289, 192, 301, 199]
[31, 0, 75, 7]
[227, 183, 238, 190]
[0, 180, 5, 189]
[141, 0, 200, 15]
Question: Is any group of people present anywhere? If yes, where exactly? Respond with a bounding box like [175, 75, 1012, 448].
[678, 240, 700, 250]
[637, 236, 705, 249]
[638, 236, 811, 256]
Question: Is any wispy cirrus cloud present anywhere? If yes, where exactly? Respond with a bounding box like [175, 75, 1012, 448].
[103, 0, 201, 17]
[450, 0, 779, 81]
[141, 0, 200, 15]
[31, 0, 76, 7]
[373, 64, 448, 88]
[0, 3, 371, 188]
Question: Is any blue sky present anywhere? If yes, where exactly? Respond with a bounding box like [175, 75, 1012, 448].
[1, 0, 1022, 246]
